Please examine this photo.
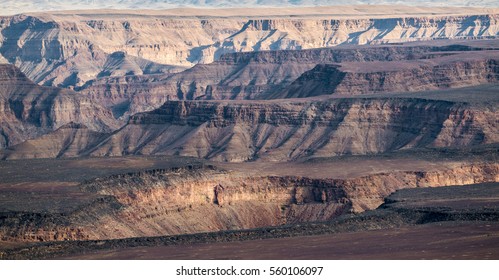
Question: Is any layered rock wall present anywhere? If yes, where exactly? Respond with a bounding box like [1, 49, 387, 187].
[1, 163, 497, 241]
[90, 99, 498, 162]
[274, 57, 499, 98]
[1, 13, 497, 88]
[79, 44, 499, 115]
[0, 64, 119, 148]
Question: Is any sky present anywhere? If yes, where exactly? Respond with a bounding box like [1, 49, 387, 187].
[1, 0, 497, 15]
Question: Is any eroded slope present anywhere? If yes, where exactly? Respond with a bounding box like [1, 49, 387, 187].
[0, 9, 497, 89]
[82, 98, 498, 162]
[80, 42, 499, 115]
[1, 162, 497, 242]
[0, 64, 119, 148]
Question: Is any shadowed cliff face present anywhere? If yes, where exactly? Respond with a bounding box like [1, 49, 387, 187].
[79, 43, 499, 115]
[272, 57, 499, 98]
[0, 64, 119, 148]
[77, 99, 498, 162]
[0, 11, 497, 89]
[0, 163, 497, 242]
[5, 96, 497, 160]
[0, 15, 184, 88]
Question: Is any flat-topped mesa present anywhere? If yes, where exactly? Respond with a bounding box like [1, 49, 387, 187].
[1, 11, 497, 88]
[273, 55, 499, 98]
[336, 58, 499, 95]
[95, 98, 498, 162]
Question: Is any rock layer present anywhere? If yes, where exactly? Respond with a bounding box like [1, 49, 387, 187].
[80, 42, 499, 115]
[0, 11, 497, 88]
[1, 162, 497, 242]
[273, 55, 499, 98]
[0, 64, 119, 148]
[84, 98, 498, 162]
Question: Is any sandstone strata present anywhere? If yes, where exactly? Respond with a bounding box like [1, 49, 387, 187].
[84, 99, 498, 162]
[273, 55, 499, 98]
[0, 10, 497, 89]
[1, 163, 497, 242]
[80, 43, 499, 115]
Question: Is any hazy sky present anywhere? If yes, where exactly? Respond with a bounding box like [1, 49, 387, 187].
[1, 0, 497, 15]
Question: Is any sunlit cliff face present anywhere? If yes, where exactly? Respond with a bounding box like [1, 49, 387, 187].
[0, 12, 497, 88]
[0, 162, 497, 242]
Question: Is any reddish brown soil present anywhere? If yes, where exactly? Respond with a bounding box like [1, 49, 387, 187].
[64, 222, 499, 260]
[219, 157, 448, 179]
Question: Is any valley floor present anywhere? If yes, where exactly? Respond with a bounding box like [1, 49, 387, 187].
[64, 222, 499, 260]
[1, 181, 498, 259]
[0, 5, 498, 261]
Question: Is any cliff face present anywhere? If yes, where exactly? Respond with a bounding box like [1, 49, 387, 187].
[5, 93, 497, 160]
[0, 12, 497, 88]
[80, 98, 497, 162]
[79, 43, 499, 115]
[274, 55, 499, 98]
[1, 163, 497, 242]
[0, 64, 119, 148]
[0, 15, 184, 88]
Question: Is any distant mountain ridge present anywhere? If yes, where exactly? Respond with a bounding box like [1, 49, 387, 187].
[1, 0, 498, 15]
[1, 10, 497, 90]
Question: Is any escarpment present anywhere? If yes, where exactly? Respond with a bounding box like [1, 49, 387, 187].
[0, 64, 119, 148]
[1, 162, 497, 242]
[0, 10, 497, 89]
[84, 98, 498, 162]
[0, 14, 183, 88]
[272, 56, 499, 98]
[0, 6, 498, 260]
[78, 42, 499, 115]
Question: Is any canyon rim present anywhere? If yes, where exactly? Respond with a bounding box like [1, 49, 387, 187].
[0, 1, 498, 262]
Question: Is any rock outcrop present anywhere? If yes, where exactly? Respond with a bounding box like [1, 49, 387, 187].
[1, 162, 497, 242]
[0, 9, 497, 89]
[79, 42, 499, 115]
[272, 54, 499, 98]
[81, 98, 498, 162]
[0, 15, 184, 89]
[0, 64, 119, 148]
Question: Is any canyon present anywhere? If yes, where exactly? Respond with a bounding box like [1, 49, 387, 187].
[3, 87, 497, 161]
[0, 7, 497, 90]
[3, 39, 497, 157]
[79, 41, 499, 116]
[0, 6, 498, 260]
[1, 160, 498, 243]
